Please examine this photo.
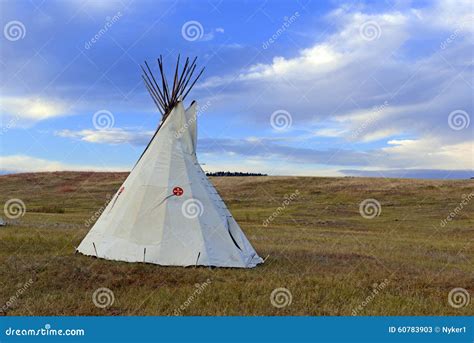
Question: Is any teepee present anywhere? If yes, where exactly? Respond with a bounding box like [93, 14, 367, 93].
[77, 56, 263, 268]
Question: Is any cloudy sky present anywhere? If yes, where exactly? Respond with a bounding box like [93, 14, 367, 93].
[0, 0, 472, 178]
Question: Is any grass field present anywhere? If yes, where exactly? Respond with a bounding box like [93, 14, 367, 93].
[0, 171, 472, 316]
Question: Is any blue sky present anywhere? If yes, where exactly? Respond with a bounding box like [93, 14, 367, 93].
[0, 0, 472, 178]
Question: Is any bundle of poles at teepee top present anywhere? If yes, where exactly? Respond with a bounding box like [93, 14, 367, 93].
[141, 55, 205, 120]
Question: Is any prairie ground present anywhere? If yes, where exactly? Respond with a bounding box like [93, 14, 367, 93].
[0, 172, 472, 316]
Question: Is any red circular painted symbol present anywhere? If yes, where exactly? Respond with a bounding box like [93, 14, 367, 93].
[173, 187, 184, 196]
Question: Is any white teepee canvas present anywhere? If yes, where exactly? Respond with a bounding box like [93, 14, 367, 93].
[77, 56, 263, 268]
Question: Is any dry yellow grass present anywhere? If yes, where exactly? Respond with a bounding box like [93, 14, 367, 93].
[0, 172, 472, 316]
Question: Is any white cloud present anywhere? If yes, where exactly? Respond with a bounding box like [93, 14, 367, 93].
[200, 27, 225, 42]
[312, 128, 348, 138]
[55, 126, 473, 172]
[198, 135, 473, 172]
[0, 96, 69, 122]
[379, 138, 474, 169]
[201, 11, 408, 88]
[387, 139, 416, 145]
[360, 129, 399, 142]
[56, 128, 153, 145]
[417, 0, 474, 33]
[246, 45, 346, 80]
[200, 0, 472, 154]
[0, 155, 129, 173]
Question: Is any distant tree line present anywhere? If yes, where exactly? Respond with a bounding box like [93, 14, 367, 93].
[206, 171, 268, 177]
